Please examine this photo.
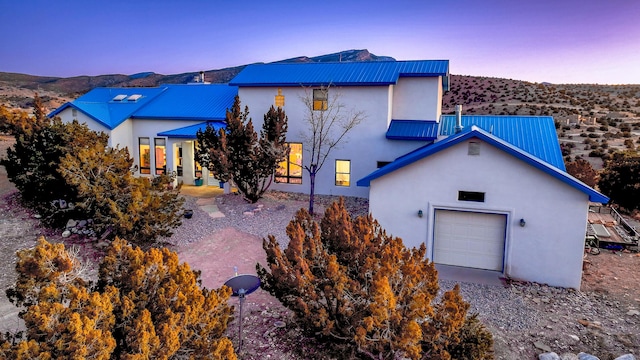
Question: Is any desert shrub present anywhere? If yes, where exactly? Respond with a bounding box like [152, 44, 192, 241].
[1, 237, 236, 359]
[588, 133, 600, 138]
[1, 105, 184, 243]
[586, 126, 596, 132]
[257, 199, 494, 360]
[589, 149, 605, 157]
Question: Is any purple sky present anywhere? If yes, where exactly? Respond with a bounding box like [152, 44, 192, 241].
[1, 0, 639, 84]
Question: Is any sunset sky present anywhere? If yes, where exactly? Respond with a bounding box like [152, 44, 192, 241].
[1, 0, 639, 84]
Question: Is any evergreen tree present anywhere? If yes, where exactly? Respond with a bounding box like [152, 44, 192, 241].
[598, 151, 640, 211]
[257, 199, 493, 359]
[196, 96, 288, 203]
[1, 237, 236, 359]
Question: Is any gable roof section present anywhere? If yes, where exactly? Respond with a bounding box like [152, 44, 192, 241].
[49, 87, 166, 130]
[440, 115, 565, 170]
[229, 60, 449, 90]
[357, 126, 609, 203]
[386, 120, 439, 141]
[157, 121, 226, 139]
[133, 84, 237, 121]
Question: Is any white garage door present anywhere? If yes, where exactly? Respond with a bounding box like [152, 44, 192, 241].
[433, 210, 506, 271]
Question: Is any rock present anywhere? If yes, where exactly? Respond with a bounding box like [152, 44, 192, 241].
[568, 334, 579, 341]
[539, 352, 560, 360]
[534, 341, 552, 353]
[626, 309, 640, 316]
[66, 219, 77, 229]
[614, 355, 636, 360]
[78, 219, 87, 228]
[243, 211, 254, 216]
[59, 199, 67, 209]
[561, 354, 579, 360]
[578, 353, 600, 360]
[62, 230, 71, 238]
[33, 214, 42, 219]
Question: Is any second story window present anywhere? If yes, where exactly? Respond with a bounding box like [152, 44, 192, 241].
[275, 88, 285, 107]
[313, 89, 328, 111]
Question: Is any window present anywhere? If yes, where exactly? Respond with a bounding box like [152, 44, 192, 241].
[139, 137, 151, 174]
[335, 160, 350, 186]
[313, 89, 328, 111]
[275, 143, 302, 184]
[154, 138, 166, 175]
[193, 141, 203, 178]
[458, 191, 485, 202]
[275, 88, 285, 107]
[176, 144, 183, 176]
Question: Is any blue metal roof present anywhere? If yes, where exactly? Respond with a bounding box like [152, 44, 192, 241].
[229, 60, 449, 90]
[386, 120, 439, 141]
[357, 126, 609, 203]
[440, 115, 565, 171]
[134, 84, 237, 120]
[48, 85, 238, 129]
[49, 87, 166, 129]
[158, 121, 226, 139]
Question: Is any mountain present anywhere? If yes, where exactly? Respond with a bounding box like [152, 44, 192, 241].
[0, 49, 395, 112]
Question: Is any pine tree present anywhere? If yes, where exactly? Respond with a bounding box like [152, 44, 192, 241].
[1, 237, 236, 359]
[257, 199, 493, 359]
[196, 96, 288, 203]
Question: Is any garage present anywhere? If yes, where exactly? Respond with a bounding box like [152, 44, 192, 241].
[433, 210, 506, 271]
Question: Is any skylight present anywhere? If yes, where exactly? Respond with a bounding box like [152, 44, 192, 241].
[112, 94, 127, 101]
[127, 94, 142, 101]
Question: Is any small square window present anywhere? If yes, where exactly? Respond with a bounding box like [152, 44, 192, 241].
[458, 191, 485, 202]
[313, 89, 328, 111]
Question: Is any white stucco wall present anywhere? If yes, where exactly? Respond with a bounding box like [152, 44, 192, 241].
[367, 138, 589, 289]
[56, 108, 113, 141]
[238, 83, 440, 198]
[391, 77, 442, 121]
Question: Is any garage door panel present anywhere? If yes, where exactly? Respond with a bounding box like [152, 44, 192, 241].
[434, 210, 506, 271]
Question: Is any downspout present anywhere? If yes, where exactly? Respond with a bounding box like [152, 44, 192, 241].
[454, 105, 463, 133]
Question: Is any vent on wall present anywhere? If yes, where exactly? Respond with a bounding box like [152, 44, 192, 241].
[468, 141, 480, 155]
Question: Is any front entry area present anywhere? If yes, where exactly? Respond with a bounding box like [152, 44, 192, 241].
[433, 210, 506, 271]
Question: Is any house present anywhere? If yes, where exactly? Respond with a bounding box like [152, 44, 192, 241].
[49, 60, 608, 288]
[50, 83, 237, 186]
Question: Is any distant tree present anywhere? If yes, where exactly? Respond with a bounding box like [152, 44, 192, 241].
[196, 96, 288, 203]
[565, 158, 598, 188]
[299, 86, 366, 214]
[2, 237, 236, 359]
[257, 199, 493, 359]
[598, 152, 640, 211]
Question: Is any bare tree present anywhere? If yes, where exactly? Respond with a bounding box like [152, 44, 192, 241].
[299, 85, 366, 214]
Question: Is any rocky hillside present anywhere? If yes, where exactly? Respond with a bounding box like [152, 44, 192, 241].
[443, 75, 640, 169]
[0, 49, 393, 113]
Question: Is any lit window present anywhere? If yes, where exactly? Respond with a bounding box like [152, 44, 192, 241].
[154, 138, 166, 175]
[335, 160, 350, 187]
[313, 89, 328, 111]
[275, 88, 285, 107]
[139, 137, 151, 174]
[194, 141, 202, 178]
[176, 144, 183, 176]
[275, 143, 302, 184]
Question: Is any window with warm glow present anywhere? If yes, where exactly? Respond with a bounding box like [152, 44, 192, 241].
[335, 160, 350, 186]
[275, 88, 285, 107]
[313, 89, 328, 111]
[194, 141, 202, 178]
[139, 137, 151, 174]
[176, 144, 183, 176]
[154, 138, 166, 175]
[275, 143, 303, 184]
